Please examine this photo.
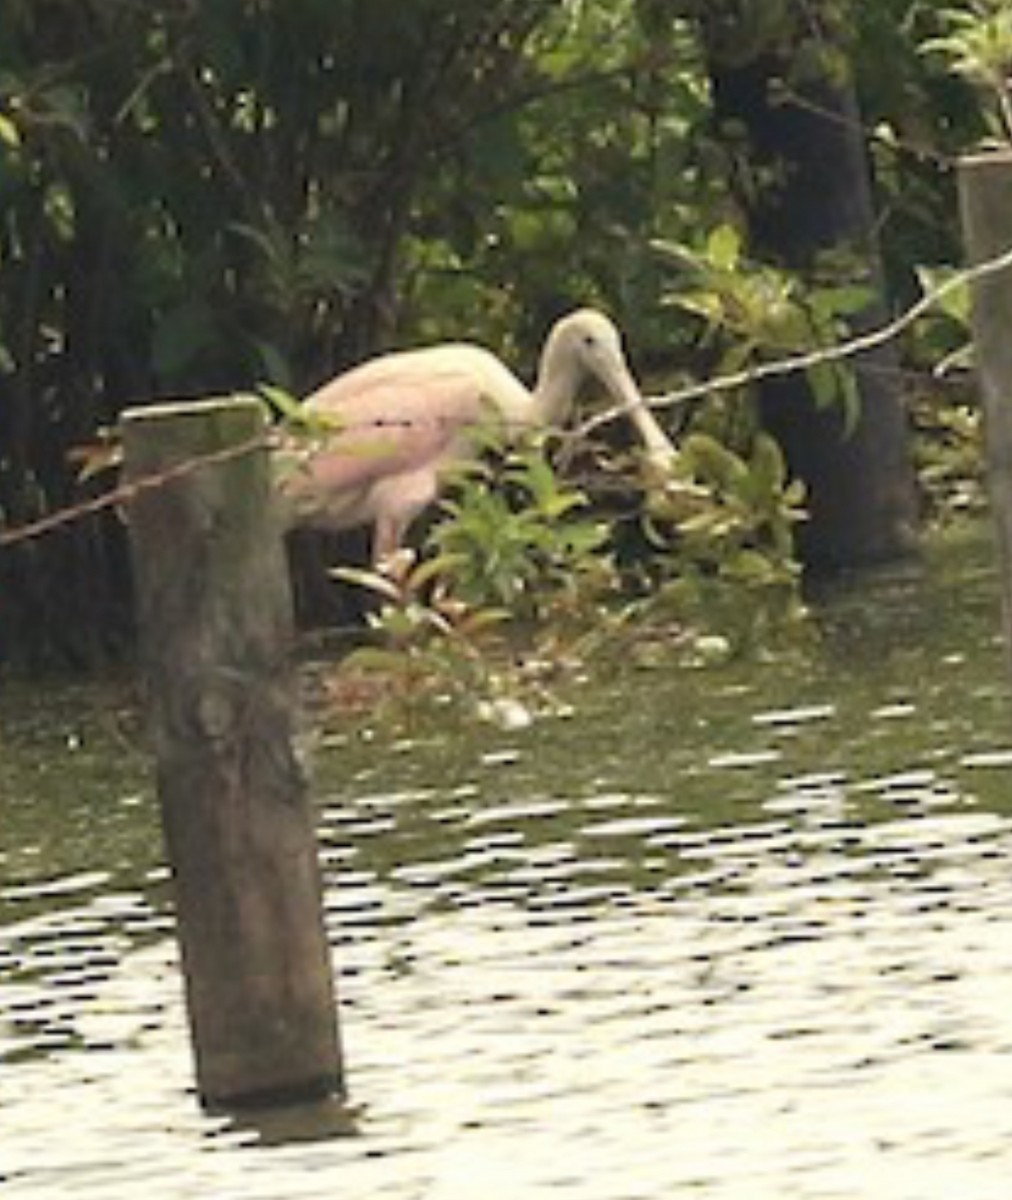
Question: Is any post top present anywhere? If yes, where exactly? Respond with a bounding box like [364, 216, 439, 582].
[959, 149, 1012, 169]
[121, 394, 267, 425]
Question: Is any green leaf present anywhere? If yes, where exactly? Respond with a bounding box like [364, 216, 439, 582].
[785, 480, 808, 507]
[749, 432, 787, 495]
[456, 607, 510, 635]
[0, 113, 20, 147]
[264, 385, 344, 438]
[665, 290, 726, 324]
[341, 646, 407, 674]
[706, 223, 741, 272]
[329, 565, 402, 603]
[806, 360, 841, 410]
[915, 265, 971, 327]
[410, 551, 469, 589]
[562, 521, 609, 556]
[682, 432, 750, 491]
[810, 284, 872, 318]
[725, 548, 778, 585]
[260, 384, 303, 422]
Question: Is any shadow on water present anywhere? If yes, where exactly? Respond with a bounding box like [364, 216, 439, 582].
[3, 519, 1012, 1198]
[208, 1096, 365, 1149]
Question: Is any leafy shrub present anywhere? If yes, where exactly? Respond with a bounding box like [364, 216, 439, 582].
[922, 1, 1012, 139]
[429, 439, 614, 620]
[324, 419, 809, 725]
[643, 431, 808, 654]
[656, 224, 868, 425]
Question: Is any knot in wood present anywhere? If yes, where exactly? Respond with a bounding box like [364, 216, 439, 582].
[194, 674, 244, 741]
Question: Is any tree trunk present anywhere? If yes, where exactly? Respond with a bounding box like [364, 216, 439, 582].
[702, 28, 919, 571]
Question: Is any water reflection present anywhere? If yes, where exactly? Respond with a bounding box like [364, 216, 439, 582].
[212, 1096, 364, 1148]
[3, 524, 1012, 1197]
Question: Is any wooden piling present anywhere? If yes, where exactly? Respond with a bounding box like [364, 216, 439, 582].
[121, 396, 343, 1109]
[959, 152, 1012, 662]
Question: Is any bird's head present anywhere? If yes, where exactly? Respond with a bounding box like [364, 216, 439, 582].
[545, 308, 677, 471]
[548, 308, 629, 389]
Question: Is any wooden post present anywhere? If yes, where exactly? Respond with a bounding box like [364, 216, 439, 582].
[121, 396, 343, 1109]
[959, 152, 1012, 661]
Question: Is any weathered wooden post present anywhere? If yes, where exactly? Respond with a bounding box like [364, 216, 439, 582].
[959, 152, 1012, 660]
[121, 396, 343, 1109]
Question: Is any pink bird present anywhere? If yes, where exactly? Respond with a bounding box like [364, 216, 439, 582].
[276, 308, 676, 564]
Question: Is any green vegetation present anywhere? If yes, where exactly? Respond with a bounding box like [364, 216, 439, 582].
[658, 224, 867, 425]
[323, 422, 804, 725]
[923, 0, 1012, 138]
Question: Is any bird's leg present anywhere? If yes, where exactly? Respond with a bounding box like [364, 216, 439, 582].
[372, 513, 410, 572]
[369, 467, 441, 571]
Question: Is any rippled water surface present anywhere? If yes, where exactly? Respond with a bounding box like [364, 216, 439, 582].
[5, 523, 1012, 1198]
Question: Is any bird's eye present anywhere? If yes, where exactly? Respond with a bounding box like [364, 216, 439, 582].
[583, 334, 597, 348]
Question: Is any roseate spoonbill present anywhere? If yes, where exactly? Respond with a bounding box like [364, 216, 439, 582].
[276, 308, 676, 563]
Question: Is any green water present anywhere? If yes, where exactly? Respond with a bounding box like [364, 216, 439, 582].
[3, 520, 1012, 1199]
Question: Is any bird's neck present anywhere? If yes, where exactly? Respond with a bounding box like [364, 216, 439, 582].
[531, 345, 583, 428]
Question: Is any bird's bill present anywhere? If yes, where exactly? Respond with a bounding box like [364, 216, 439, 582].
[606, 362, 678, 472]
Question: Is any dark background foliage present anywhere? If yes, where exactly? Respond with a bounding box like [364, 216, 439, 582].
[0, 0, 982, 668]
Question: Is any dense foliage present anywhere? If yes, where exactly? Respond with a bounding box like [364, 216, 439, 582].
[0, 0, 996, 669]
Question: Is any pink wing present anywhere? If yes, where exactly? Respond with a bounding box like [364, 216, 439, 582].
[299, 345, 492, 492]
[280, 343, 501, 530]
